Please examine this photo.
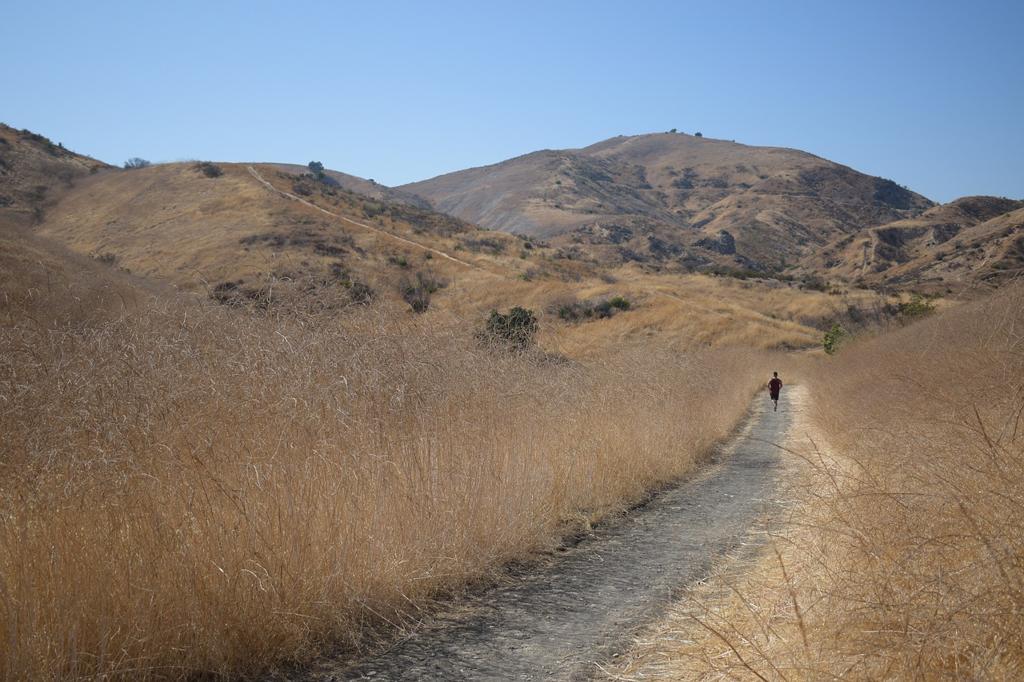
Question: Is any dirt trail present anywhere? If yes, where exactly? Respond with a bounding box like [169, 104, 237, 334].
[246, 166, 479, 269]
[292, 386, 802, 681]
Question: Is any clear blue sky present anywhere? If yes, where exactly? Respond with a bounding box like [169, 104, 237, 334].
[3, 0, 1021, 202]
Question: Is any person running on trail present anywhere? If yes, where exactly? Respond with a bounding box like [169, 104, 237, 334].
[768, 372, 783, 412]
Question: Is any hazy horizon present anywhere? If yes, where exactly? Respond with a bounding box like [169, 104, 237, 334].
[3, 0, 1022, 202]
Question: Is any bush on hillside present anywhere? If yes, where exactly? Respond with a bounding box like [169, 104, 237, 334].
[123, 158, 151, 169]
[800, 275, 829, 292]
[194, 161, 223, 178]
[400, 271, 446, 313]
[363, 202, 386, 219]
[348, 281, 374, 305]
[483, 307, 538, 351]
[608, 295, 631, 311]
[898, 293, 936, 318]
[308, 161, 325, 181]
[823, 322, 848, 355]
[461, 236, 507, 254]
[554, 295, 631, 323]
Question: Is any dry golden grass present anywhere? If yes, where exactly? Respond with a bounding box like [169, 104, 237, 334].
[0, 230, 151, 327]
[441, 267, 903, 357]
[36, 162, 512, 294]
[610, 283, 1024, 680]
[0, 240, 768, 680]
[0, 124, 108, 230]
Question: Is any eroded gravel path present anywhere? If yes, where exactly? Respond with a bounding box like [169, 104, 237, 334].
[295, 388, 798, 681]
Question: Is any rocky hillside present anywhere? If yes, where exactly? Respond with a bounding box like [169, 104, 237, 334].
[807, 196, 1024, 292]
[401, 132, 934, 272]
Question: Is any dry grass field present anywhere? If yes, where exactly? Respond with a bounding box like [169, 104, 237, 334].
[610, 282, 1024, 680]
[0, 233, 771, 680]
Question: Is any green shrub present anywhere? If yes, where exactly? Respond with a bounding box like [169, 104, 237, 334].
[483, 307, 538, 351]
[123, 158, 150, 169]
[609, 296, 631, 311]
[363, 202, 386, 219]
[557, 296, 631, 322]
[823, 323, 848, 355]
[898, 294, 936, 318]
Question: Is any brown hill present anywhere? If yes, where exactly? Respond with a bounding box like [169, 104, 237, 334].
[400, 132, 934, 271]
[0, 125, 929, 353]
[808, 196, 1024, 292]
[34, 160, 536, 310]
[0, 130, 891, 351]
[0, 123, 110, 229]
[269, 163, 431, 208]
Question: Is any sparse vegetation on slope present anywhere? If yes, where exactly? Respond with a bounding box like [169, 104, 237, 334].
[26, 151, 904, 354]
[400, 132, 934, 272]
[0, 124, 109, 228]
[808, 195, 1024, 292]
[553, 294, 631, 323]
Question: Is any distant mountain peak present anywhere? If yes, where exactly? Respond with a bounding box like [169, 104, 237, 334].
[400, 133, 932, 270]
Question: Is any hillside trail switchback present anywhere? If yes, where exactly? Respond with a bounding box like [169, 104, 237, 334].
[287, 386, 805, 681]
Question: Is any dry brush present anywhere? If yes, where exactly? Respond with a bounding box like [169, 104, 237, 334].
[0, 260, 764, 680]
[612, 284, 1024, 680]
